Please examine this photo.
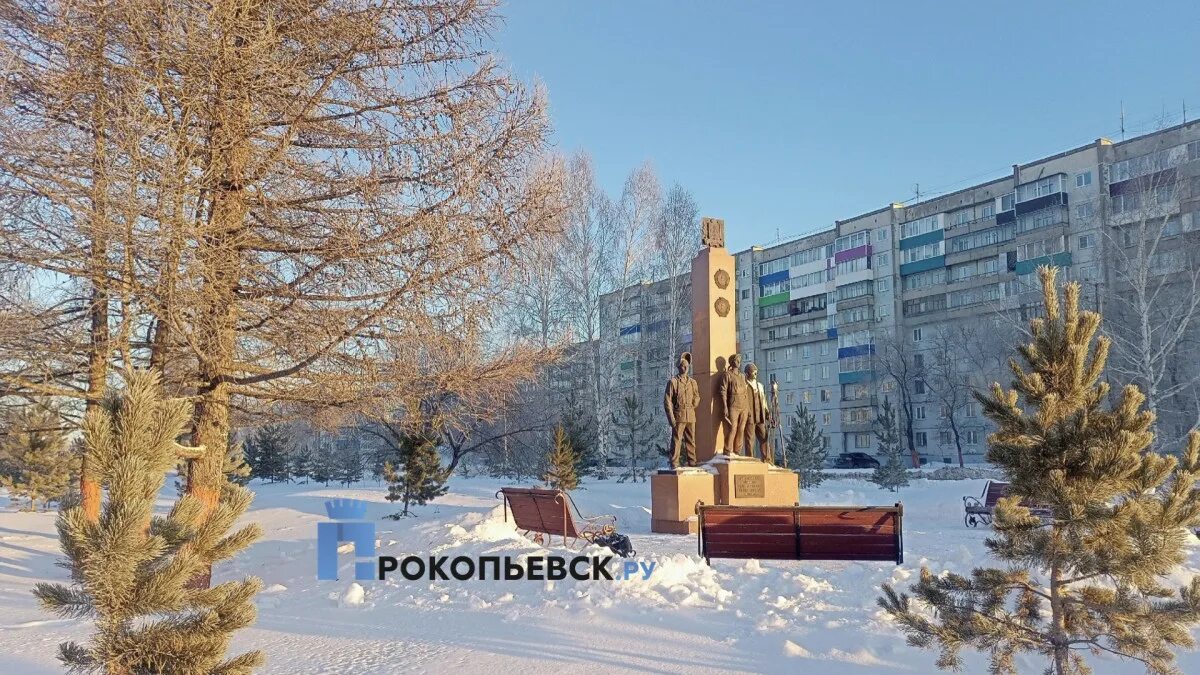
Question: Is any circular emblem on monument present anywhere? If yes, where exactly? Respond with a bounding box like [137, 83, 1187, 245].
[714, 269, 730, 289]
[714, 297, 731, 317]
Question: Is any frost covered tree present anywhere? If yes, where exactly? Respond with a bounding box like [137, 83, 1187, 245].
[870, 399, 909, 492]
[786, 404, 826, 488]
[309, 444, 335, 486]
[879, 267, 1200, 675]
[543, 425, 580, 491]
[33, 371, 262, 673]
[0, 406, 76, 511]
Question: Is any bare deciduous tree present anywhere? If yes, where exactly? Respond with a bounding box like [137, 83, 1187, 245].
[1102, 162, 1200, 450]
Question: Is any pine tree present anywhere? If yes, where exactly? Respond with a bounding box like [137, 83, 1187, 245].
[248, 424, 290, 482]
[870, 398, 909, 492]
[383, 431, 447, 518]
[224, 439, 252, 487]
[288, 447, 310, 484]
[786, 403, 826, 488]
[309, 443, 335, 486]
[334, 442, 364, 486]
[33, 370, 263, 673]
[561, 391, 596, 472]
[879, 267, 1200, 675]
[611, 394, 653, 483]
[543, 425, 580, 491]
[0, 406, 77, 511]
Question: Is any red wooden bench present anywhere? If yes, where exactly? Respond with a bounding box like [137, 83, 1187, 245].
[963, 480, 1051, 527]
[496, 487, 617, 547]
[695, 503, 904, 565]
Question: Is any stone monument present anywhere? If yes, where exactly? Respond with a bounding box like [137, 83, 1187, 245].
[649, 217, 799, 535]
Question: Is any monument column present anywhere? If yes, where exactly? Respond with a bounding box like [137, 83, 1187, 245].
[691, 217, 737, 463]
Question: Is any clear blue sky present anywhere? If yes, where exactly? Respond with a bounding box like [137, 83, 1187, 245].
[496, 0, 1200, 252]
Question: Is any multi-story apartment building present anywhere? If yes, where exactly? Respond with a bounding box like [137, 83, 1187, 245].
[602, 121, 1200, 465]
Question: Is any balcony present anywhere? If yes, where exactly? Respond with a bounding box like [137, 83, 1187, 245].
[1014, 191, 1068, 216]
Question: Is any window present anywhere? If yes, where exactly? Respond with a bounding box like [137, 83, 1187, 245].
[914, 379, 926, 394]
[964, 430, 980, 445]
[790, 245, 826, 266]
[903, 268, 947, 291]
[912, 328, 923, 342]
[855, 433, 872, 449]
[876, 278, 890, 293]
[1016, 175, 1064, 203]
[913, 353, 924, 368]
[876, 304, 890, 319]
[820, 389, 831, 402]
[785, 392, 795, 404]
[1016, 235, 1066, 263]
[939, 431, 952, 446]
[821, 365, 830, 379]
[802, 390, 811, 403]
[785, 347, 794, 360]
[915, 432, 928, 448]
[767, 350, 778, 364]
[1001, 193, 1015, 211]
[1075, 203, 1095, 220]
[802, 345, 812, 359]
[881, 380, 896, 392]
[785, 371, 794, 383]
[1076, 171, 1092, 188]
[838, 280, 873, 301]
[904, 294, 947, 317]
[842, 408, 872, 424]
[1112, 191, 1141, 215]
[874, 252, 890, 268]
[981, 202, 996, 218]
[802, 367, 811, 381]
[834, 230, 871, 253]
[741, 289, 750, 300]
[947, 224, 1016, 253]
[820, 342, 830, 356]
[901, 214, 942, 239]
[822, 413, 831, 425]
[915, 405, 926, 420]
[1080, 265, 1098, 281]
[965, 402, 978, 418]
[1077, 233, 1095, 250]
[901, 241, 945, 265]
[877, 228, 888, 242]
[839, 354, 872, 373]
[951, 208, 974, 227]
[758, 257, 788, 277]
[760, 303, 788, 320]
[1190, 141, 1200, 162]
[836, 256, 871, 276]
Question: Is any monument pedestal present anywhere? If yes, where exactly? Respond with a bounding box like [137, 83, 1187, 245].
[709, 454, 799, 507]
[650, 468, 715, 534]
[650, 457, 799, 534]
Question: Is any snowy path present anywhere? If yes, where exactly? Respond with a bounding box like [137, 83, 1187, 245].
[3, 476, 1198, 674]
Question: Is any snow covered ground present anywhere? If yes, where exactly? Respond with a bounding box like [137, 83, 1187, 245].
[3, 474, 1199, 674]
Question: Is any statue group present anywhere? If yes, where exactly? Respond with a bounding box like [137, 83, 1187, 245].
[663, 351, 777, 469]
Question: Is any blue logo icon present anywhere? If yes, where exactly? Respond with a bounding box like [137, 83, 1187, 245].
[317, 499, 376, 581]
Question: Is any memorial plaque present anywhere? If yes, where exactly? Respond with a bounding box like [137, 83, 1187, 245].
[733, 474, 765, 498]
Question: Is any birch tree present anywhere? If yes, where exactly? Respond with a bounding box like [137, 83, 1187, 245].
[1102, 162, 1200, 451]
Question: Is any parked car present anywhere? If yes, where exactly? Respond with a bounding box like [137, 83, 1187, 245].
[834, 452, 880, 469]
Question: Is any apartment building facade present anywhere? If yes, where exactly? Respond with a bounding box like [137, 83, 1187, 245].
[602, 121, 1200, 464]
